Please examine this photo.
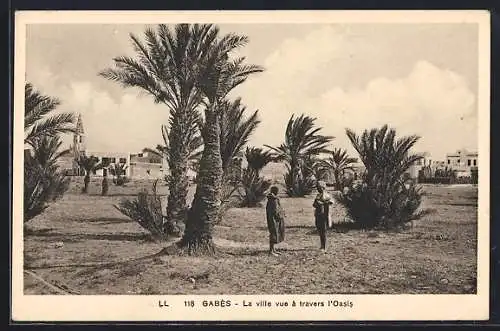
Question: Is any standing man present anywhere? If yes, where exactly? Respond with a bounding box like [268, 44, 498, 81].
[266, 186, 286, 256]
[313, 181, 333, 252]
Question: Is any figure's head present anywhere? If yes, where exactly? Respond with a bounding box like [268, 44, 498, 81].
[270, 186, 279, 195]
[316, 181, 326, 193]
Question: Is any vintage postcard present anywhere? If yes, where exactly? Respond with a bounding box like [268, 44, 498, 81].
[12, 10, 490, 321]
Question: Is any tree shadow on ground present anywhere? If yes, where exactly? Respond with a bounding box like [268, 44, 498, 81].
[257, 225, 314, 231]
[26, 249, 164, 272]
[24, 230, 153, 243]
[222, 247, 318, 257]
[443, 202, 478, 207]
[71, 217, 135, 225]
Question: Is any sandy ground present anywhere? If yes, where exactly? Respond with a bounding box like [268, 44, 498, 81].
[23, 178, 478, 295]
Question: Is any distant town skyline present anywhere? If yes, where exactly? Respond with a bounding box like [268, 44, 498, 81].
[25, 23, 479, 160]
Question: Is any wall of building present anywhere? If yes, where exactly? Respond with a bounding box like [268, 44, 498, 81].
[129, 162, 163, 179]
[445, 149, 478, 177]
[88, 151, 131, 177]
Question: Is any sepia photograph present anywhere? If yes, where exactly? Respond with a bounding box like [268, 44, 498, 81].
[12, 10, 490, 321]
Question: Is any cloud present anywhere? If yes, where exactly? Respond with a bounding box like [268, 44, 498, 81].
[239, 26, 477, 161]
[237, 25, 348, 146]
[25, 25, 478, 162]
[26, 65, 168, 153]
[315, 60, 477, 159]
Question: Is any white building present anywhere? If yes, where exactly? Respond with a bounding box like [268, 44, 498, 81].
[446, 149, 478, 177]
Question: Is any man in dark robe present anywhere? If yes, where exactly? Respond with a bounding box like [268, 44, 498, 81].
[313, 181, 333, 252]
[266, 186, 285, 256]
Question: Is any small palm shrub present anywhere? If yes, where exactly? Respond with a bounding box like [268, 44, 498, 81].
[24, 137, 70, 223]
[109, 163, 129, 186]
[238, 147, 274, 207]
[337, 125, 433, 230]
[114, 180, 170, 241]
[239, 169, 272, 207]
[337, 174, 430, 229]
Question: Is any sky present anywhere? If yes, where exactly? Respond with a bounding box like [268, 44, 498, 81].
[25, 23, 479, 160]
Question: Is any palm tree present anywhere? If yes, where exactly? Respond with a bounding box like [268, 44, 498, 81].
[218, 98, 260, 174]
[245, 146, 274, 175]
[238, 147, 274, 207]
[24, 136, 70, 222]
[340, 125, 427, 228]
[265, 114, 334, 197]
[346, 125, 423, 185]
[24, 82, 75, 148]
[76, 155, 103, 193]
[318, 148, 358, 191]
[181, 30, 264, 254]
[199, 98, 261, 210]
[28, 135, 71, 169]
[100, 24, 219, 233]
[109, 163, 129, 185]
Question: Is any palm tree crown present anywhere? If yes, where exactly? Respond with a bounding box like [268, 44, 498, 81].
[265, 114, 334, 165]
[318, 148, 358, 186]
[244, 147, 274, 174]
[29, 135, 71, 170]
[346, 124, 423, 183]
[77, 155, 103, 174]
[24, 82, 75, 148]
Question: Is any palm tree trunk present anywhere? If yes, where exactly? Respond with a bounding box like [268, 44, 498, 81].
[164, 109, 196, 236]
[165, 143, 190, 236]
[83, 173, 90, 193]
[290, 159, 300, 195]
[334, 170, 341, 191]
[180, 108, 222, 255]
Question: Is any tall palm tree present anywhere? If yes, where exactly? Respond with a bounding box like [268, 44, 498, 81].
[265, 114, 334, 197]
[218, 98, 260, 174]
[318, 148, 358, 191]
[76, 155, 103, 193]
[24, 82, 75, 148]
[99, 24, 219, 233]
[182, 31, 264, 254]
[198, 97, 261, 206]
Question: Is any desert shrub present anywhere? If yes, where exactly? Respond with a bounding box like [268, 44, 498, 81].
[24, 138, 70, 223]
[337, 125, 433, 230]
[114, 180, 170, 241]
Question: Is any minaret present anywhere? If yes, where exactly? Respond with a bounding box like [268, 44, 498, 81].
[73, 114, 86, 175]
[73, 113, 86, 157]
